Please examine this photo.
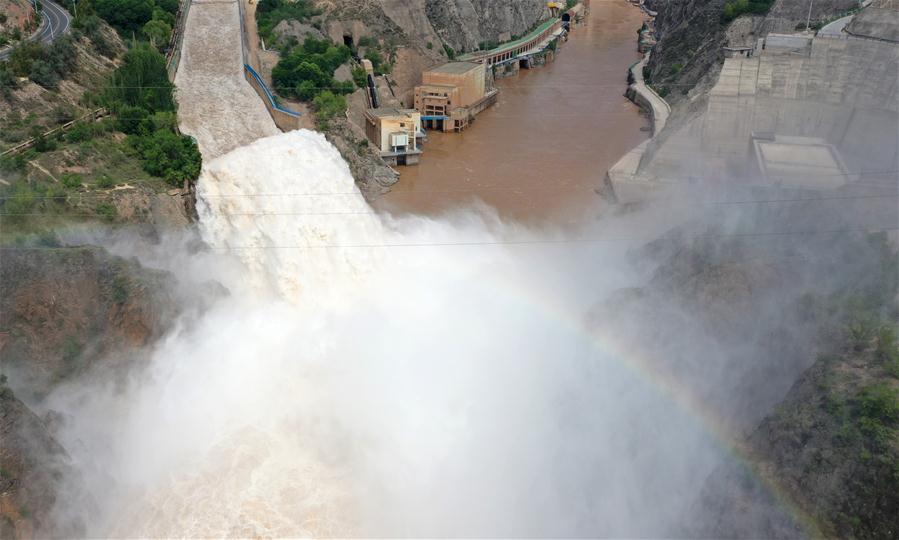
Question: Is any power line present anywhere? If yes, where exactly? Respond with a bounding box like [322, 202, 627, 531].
[1, 189, 896, 210]
[2, 190, 898, 218]
[2, 226, 897, 251]
[2, 169, 896, 201]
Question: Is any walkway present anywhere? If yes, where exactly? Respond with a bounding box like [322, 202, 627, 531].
[818, 14, 854, 38]
[458, 18, 563, 66]
[629, 53, 669, 135]
[0, 0, 72, 60]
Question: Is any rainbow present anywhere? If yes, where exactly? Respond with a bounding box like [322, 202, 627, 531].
[478, 266, 826, 537]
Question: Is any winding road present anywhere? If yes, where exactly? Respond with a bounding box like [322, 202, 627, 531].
[0, 0, 72, 61]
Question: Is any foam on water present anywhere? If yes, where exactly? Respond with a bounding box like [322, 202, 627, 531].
[195, 130, 387, 302]
[48, 130, 724, 538]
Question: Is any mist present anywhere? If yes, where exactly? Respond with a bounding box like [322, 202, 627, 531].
[36, 131, 895, 537]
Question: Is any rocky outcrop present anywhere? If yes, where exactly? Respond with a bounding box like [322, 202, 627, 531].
[0, 247, 179, 402]
[0, 382, 75, 539]
[424, 0, 548, 52]
[687, 232, 899, 539]
[324, 118, 398, 198]
[693, 340, 899, 539]
[643, 0, 730, 104]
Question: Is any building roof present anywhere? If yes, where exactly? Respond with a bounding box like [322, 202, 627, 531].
[427, 61, 482, 75]
[366, 107, 419, 119]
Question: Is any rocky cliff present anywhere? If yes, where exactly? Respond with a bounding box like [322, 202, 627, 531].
[0, 381, 74, 539]
[0, 246, 179, 402]
[424, 0, 548, 52]
[689, 232, 899, 539]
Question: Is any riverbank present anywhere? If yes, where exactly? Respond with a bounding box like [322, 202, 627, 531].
[373, 0, 649, 224]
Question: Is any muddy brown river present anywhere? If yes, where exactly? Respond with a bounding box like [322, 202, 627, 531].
[374, 0, 649, 224]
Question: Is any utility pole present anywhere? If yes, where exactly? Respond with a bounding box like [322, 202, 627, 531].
[806, 0, 814, 32]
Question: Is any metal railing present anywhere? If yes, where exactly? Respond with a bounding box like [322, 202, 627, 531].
[244, 63, 301, 118]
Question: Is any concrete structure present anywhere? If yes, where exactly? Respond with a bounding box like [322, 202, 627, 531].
[413, 61, 498, 131]
[607, 22, 899, 203]
[363, 108, 422, 166]
[458, 18, 564, 67]
[420, 62, 486, 109]
[749, 133, 854, 188]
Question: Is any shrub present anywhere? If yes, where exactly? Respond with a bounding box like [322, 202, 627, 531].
[721, 0, 774, 23]
[115, 105, 151, 134]
[96, 175, 115, 189]
[32, 132, 58, 152]
[877, 326, 899, 365]
[65, 122, 93, 143]
[256, 0, 317, 43]
[7, 41, 44, 77]
[351, 66, 367, 88]
[859, 383, 899, 425]
[29, 59, 59, 89]
[312, 90, 346, 129]
[444, 44, 455, 60]
[45, 34, 78, 78]
[0, 63, 17, 98]
[1, 183, 38, 222]
[426, 41, 433, 49]
[61, 173, 84, 189]
[95, 201, 117, 221]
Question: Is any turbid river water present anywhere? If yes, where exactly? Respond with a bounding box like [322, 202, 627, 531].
[375, 0, 649, 223]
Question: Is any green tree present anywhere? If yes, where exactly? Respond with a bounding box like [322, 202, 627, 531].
[45, 34, 78, 78]
[142, 19, 172, 51]
[8, 41, 45, 77]
[29, 60, 59, 89]
[93, 0, 154, 34]
[130, 129, 201, 185]
[115, 105, 150, 134]
[106, 42, 174, 112]
[0, 63, 16, 99]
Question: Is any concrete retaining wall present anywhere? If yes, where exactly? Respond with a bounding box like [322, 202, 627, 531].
[603, 52, 671, 203]
[244, 64, 302, 132]
[166, 0, 192, 81]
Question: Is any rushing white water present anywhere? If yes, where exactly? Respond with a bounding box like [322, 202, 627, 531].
[46, 128, 739, 537]
[195, 130, 388, 301]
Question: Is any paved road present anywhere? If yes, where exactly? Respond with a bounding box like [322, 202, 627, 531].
[818, 14, 855, 38]
[0, 0, 72, 61]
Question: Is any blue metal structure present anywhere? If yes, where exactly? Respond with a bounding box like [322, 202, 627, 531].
[244, 64, 302, 118]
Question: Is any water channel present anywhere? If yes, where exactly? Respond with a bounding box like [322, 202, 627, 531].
[375, 0, 650, 224]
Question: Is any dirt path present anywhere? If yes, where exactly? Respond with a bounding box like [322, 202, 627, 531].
[174, 0, 279, 160]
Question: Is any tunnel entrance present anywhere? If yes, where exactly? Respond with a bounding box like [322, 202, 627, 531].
[343, 35, 354, 47]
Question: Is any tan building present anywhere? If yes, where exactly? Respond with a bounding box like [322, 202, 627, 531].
[413, 62, 497, 132]
[363, 108, 422, 166]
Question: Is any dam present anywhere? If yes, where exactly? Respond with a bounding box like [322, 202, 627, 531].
[608, 2, 899, 205]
